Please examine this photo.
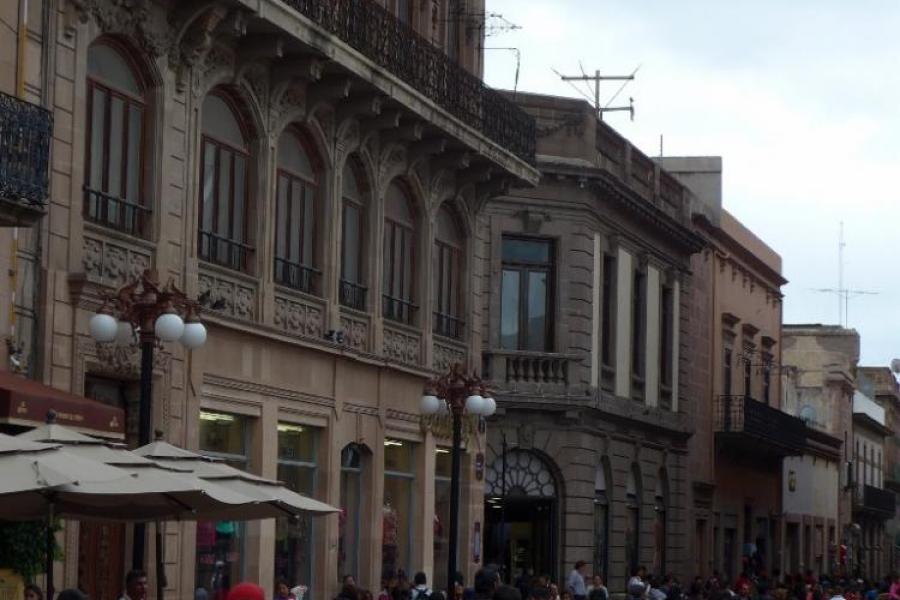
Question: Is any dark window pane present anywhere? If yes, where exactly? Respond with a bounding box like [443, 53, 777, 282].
[89, 88, 106, 192]
[276, 175, 289, 259]
[502, 238, 550, 264]
[201, 143, 216, 234]
[217, 150, 232, 237]
[342, 203, 360, 283]
[526, 271, 548, 351]
[277, 424, 316, 462]
[500, 269, 520, 350]
[290, 181, 303, 264]
[303, 185, 314, 265]
[233, 156, 246, 244]
[126, 105, 142, 204]
[108, 96, 124, 199]
[198, 411, 246, 456]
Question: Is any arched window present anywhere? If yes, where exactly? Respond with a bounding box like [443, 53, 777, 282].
[655, 470, 669, 575]
[433, 203, 464, 339]
[340, 158, 367, 310]
[626, 464, 641, 577]
[199, 91, 253, 272]
[383, 181, 417, 324]
[593, 458, 611, 580]
[85, 40, 148, 236]
[275, 131, 318, 293]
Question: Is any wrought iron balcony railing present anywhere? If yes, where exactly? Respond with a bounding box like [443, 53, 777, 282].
[714, 395, 806, 456]
[854, 484, 896, 517]
[0, 91, 52, 224]
[283, 0, 536, 164]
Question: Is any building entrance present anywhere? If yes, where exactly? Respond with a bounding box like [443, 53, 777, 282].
[484, 449, 558, 582]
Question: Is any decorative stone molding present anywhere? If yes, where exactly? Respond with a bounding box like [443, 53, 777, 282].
[339, 311, 370, 353]
[382, 324, 422, 367]
[433, 337, 467, 373]
[273, 293, 325, 340]
[75, 336, 171, 379]
[67, 0, 171, 56]
[198, 269, 257, 321]
[83, 234, 152, 289]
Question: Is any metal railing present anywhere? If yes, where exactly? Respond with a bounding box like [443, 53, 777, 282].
[483, 350, 576, 387]
[198, 230, 255, 272]
[274, 257, 319, 294]
[382, 294, 417, 325]
[714, 395, 806, 454]
[282, 0, 536, 164]
[0, 91, 52, 209]
[339, 279, 367, 311]
[855, 484, 896, 516]
[84, 187, 151, 236]
[433, 311, 464, 340]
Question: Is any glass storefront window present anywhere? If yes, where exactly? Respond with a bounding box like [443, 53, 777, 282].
[275, 423, 317, 593]
[434, 448, 452, 587]
[339, 445, 363, 582]
[383, 439, 415, 576]
[196, 411, 249, 599]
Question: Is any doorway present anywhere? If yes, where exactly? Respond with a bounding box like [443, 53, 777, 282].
[486, 497, 556, 582]
[79, 522, 126, 600]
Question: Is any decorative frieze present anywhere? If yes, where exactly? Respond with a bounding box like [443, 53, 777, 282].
[274, 294, 325, 339]
[198, 270, 257, 321]
[433, 337, 467, 373]
[83, 234, 152, 289]
[382, 324, 422, 367]
[339, 311, 370, 353]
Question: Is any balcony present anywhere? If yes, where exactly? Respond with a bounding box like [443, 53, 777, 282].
[714, 395, 806, 457]
[483, 350, 579, 395]
[0, 92, 52, 226]
[853, 484, 896, 518]
[283, 0, 535, 165]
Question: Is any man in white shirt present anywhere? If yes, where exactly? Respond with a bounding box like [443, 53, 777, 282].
[567, 561, 589, 600]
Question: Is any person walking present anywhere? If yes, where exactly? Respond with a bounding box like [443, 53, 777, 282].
[24, 586, 43, 600]
[412, 573, 433, 600]
[567, 562, 589, 600]
[587, 576, 608, 600]
[627, 567, 648, 600]
[119, 570, 149, 600]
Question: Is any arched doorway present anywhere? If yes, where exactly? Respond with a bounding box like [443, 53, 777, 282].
[484, 449, 558, 582]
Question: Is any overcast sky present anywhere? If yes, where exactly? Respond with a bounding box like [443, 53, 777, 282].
[484, 0, 899, 367]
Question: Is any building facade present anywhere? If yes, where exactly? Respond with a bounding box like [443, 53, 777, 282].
[664, 157, 803, 581]
[0, 1, 538, 599]
[481, 94, 703, 590]
[781, 325, 859, 577]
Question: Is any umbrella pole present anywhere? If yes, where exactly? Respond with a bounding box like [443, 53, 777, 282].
[155, 521, 166, 600]
[46, 503, 54, 600]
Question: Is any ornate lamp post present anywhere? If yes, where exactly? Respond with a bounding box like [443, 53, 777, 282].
[420, 364, 497, 598]
[88, 268, 206, 570]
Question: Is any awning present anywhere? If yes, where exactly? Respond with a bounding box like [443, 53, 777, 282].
[0, 371, 124, 438]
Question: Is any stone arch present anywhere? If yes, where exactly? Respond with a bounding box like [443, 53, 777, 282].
[485, 448, 559, 499]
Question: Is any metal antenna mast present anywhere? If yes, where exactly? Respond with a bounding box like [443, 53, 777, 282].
[810, 222, 878, 327]
[558, 67, 637, 121]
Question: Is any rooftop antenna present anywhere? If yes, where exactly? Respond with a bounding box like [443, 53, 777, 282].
[809, 221, 878, 327]
[556, 64, 639, 121]
[483, 47, 521, 95]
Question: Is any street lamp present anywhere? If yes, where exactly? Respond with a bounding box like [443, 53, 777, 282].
[88, 268, 206, 571]
[420, 363, 496, 599]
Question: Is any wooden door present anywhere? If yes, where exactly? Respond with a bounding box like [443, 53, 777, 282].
[79, 522, 126, 600]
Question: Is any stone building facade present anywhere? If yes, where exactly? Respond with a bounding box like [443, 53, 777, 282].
[663, 157, 802, 581]
[480, 93, 703, 590]
[781, 325, 859, 577]
[0, 1, 537, 599]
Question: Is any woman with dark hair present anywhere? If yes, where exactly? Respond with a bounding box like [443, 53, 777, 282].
[24, 585, 43, 600]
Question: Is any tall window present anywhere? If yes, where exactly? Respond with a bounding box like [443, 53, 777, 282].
[446, 0, 460, 61]
[433, 204, 464, 339]
[723, 347, 733, 396]
[341, 160, 367, 310]
[383, 439, 415, 575]
[434, 448, 453, 587]
[500, 237, 553, 351]
[275, 132, 318, 293]
[660, 285, 674, 408]
[593, 460, 611, 580]
[743, 344, 754, 400]
[397, 0, 413, 24]
[275, 423, 317, 591]
[338, 445, 364, 582]
[631, 269, 647, 398]
[383, 182, 417, 325]
[600, 253, 617, 391]
[626, 465, 641, 577]
[199, 92, 253, 272]
[196, 411, 249, 597]
[85, 41, 148, 236]
[762, 352, 773, 405]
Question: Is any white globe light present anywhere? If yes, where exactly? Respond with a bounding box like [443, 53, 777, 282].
[89, 313, 118, 343]
[180, 321, 207, 349]
[115, 321, 135, 346]
[420, 394, 441, 415]
[482, 396, 497, 417]
[155, 312, 185, 342]
[465, 394, 485, 415]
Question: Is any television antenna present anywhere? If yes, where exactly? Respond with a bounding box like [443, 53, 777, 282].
[810, 222, 878, 327]
[555, 63, 640, 121]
